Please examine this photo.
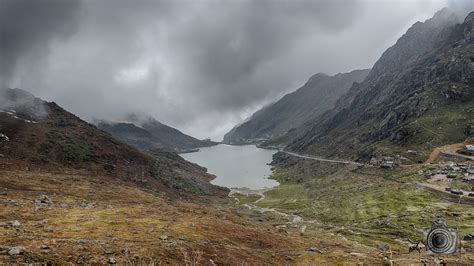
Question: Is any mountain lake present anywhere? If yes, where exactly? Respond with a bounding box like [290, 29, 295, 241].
[181, 144, 279, 189]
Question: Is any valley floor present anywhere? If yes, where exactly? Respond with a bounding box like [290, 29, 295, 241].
[2, 147, 474, 264]
[0, 169, 377, 265]
[233, 151, 474, 264]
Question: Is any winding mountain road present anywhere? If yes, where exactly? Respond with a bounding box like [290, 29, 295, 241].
[282, 150, 361, 165]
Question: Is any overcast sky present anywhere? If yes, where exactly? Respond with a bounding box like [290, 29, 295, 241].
[1, 0, 471, 140]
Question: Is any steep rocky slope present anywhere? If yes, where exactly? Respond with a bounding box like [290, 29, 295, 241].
[0, 88, 222, 195]
[287, 9, 474, 161]
[223, 69, 369, 144]
[97, 117, 216, 153]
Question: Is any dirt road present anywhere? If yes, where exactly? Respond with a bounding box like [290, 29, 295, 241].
[283, 151, 361, 165]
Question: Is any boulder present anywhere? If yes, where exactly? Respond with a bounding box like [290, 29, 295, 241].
[35, 195, 53, 209]
[7, 220, 20, 228]
[108, 257, 117, 264]
[8, 246, 24, 256]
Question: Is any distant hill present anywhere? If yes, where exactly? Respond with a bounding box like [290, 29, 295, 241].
[287, 9, 474, 161]
[0, 88, 223, 195]
[223, 69, 369, 144]
[97, 116, 217, 153]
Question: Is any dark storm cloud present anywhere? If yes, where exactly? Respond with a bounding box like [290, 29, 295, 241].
[1, 0, 454, 139]
[165, 0, 363, 111]
[0, 0, 81, 86]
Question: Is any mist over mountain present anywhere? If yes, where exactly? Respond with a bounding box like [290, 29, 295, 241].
[0, 0, 453, 140]
[287, 9, 474, 161]
[97, 115, 217, 153]
[223, 69, 369, 144]
[3, 1, 474, 264]
[0, 88, 221, 195]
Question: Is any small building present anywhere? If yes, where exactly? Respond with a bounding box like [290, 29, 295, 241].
[466, 145, 474, 151]
[370, 157, 380, 166]
[380, 162, 393, 169]
[447, 172, 458, 178]
[463, 174, 474, 182]
[451, 166, 461, 172]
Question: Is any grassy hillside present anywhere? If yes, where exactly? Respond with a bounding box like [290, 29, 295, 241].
[0, 88, 222, 196]
[234, 152, 474, 261]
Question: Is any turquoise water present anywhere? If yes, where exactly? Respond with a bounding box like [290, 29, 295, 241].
[181, 144, 279, 189]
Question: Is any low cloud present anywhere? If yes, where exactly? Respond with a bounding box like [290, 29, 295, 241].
[1, 0, 460, 140]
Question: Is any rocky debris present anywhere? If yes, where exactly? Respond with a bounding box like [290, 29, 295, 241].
[6, 220, 20, 228]
[159, 235, 168, 241]
[377, 242, 390, 252]
[76, 256, 86, 264]
[79, 200, 97, 209]
[43, 226, 54, 233]
[109, 257, 117, 264]
[6, 199, 18, 206]
[300, 225, 307, 235]
[40, 244, 50, 254]
[408, 242, 425, 253]
[374, 218, 392, 228]
[8, 246, 24, 256]
[0, 245, 10, 255]
[35, 195, 53, 209]
[446, 212, 461, 217]
[309, 247, 320, 252]
[275, 224, 288, 233]
[33, 220, 47, 228]
[349, 252, 364, 257]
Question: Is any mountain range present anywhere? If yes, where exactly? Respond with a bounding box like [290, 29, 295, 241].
[0, 88, 223, 195]
[225, 9, 473, 162]
[286, 9, 473, 161]
[97, 116, 217, 153]
[224, 69, 369, 144]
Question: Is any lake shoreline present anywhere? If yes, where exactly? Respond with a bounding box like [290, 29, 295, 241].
[181, 144, 279, 190]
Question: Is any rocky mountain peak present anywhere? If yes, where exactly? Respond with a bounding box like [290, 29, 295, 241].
[367, 8, 462, 80]
[307, 72, 329, 83]
[463, 11, 474, 42]
[466, 11, 474, 23]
